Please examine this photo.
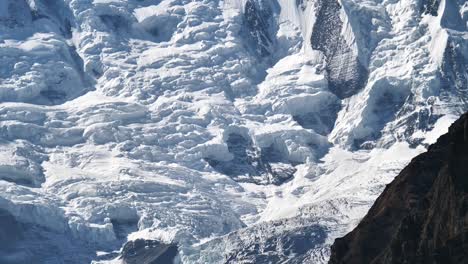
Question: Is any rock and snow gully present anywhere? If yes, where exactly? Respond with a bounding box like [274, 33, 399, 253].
[0, 0, 466, 263]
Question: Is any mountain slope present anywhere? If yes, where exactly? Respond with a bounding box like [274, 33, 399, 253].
[329, 111, 468, 264]
[0, 0, 467, 263]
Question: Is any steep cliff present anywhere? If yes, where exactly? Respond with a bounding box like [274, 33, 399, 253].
[329, 112, 468, 264]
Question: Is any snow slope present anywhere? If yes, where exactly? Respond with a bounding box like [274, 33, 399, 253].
[0, 0, 466, 263]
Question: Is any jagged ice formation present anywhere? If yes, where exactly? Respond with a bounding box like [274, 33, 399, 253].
[0, 0, 467, 263]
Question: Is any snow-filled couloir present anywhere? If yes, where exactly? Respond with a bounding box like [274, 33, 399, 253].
[0, 0, 467, 263]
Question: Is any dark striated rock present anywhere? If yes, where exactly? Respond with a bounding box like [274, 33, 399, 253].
[121, 239, 178, 264]
[241, 0, 279, 58]
[310, 0, 368, 99]
[328, 113, 468, 264]
[421, 0, 441, 16]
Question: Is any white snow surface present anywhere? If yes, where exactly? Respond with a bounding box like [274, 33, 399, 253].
[0, 0, 467, 263]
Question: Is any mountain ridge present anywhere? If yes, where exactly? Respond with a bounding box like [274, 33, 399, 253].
[329, 112, 468, 264]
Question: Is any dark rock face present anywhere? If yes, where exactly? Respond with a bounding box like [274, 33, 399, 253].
[121, 239, 178, 264]
[421, 0, 441, 16]
[328, 113, 468, 264]
[205, 133, 296, 185]
[310, 0, 368, 99]
[242, 0, 279, 58]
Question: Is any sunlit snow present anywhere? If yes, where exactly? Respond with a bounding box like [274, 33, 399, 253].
[0, 0, 466, 263]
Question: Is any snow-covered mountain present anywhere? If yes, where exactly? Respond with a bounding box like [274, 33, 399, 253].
[0, 0, 466, 263]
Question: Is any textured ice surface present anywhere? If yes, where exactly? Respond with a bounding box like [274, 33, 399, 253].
[0, 0, 467, 263]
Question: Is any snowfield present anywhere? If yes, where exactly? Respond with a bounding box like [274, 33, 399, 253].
[0, 0, 466, 263]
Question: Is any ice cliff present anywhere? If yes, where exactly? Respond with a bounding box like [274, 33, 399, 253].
[0, 0, 466, 263]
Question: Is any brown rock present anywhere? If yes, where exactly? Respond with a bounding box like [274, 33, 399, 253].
[328, 113, 468, 264]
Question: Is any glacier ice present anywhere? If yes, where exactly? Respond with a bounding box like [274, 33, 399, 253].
[0, 0, 467, 263]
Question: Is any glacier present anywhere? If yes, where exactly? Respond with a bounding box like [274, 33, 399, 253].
[0, 0, 467, 263]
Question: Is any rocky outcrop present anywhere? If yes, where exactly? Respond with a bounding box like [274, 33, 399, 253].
[328, 113, 468, 263]
[310, 0, 368, 99]
[242, 0, 279, 58]
[421, 0, 441, 16]
[120, 239, 178, 264]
